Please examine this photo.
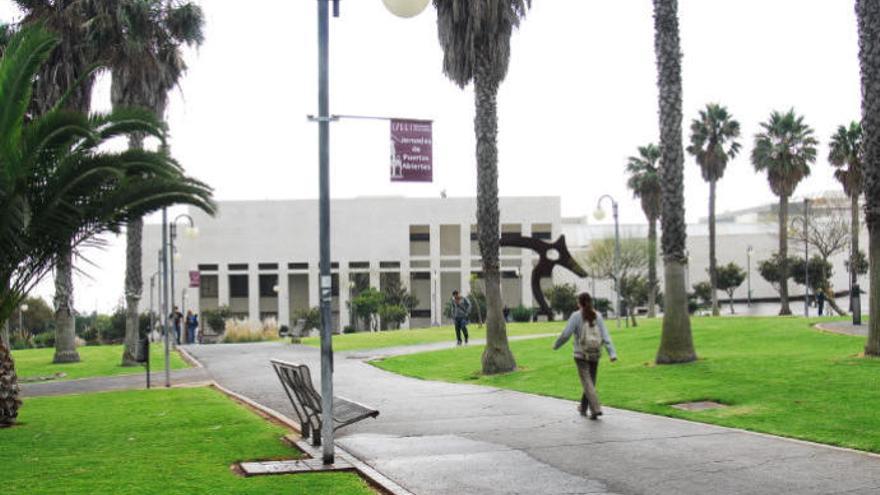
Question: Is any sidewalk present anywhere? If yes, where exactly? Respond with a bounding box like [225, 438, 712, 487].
[20, 368, 210, 397]
[186, 341, 880, 495]
[815, 321, 870, 337]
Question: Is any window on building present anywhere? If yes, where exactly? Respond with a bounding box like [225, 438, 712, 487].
[289, 262, 309, 270]
[379, 261, 400, 269]
[259, 274, 278, 297]
[258, 263, 279, 270]
[409, 225, 430, 256]
[229, 274, 248, 298]
[228, 263, 248, 271]
[440, 224, 461, 256]
[197, 264, 218, 272]
[200, 275, 218, 298]
[349, 261, 370, 270]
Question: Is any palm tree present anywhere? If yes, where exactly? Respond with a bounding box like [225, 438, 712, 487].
[0, 27, 215, 426]
[432, 0, 531, 374]
[828, 122, 864, 324]
[751, 110, 817, 316]
[855, 0, 880, 356]
[686, 103, 741, 317]
[107, 0, 204, 366]
[16, 0, 108, 363]
[653, 0, 696, 364]
[626, 144, 662, 318]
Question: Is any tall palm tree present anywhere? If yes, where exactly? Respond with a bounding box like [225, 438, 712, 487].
[828, 122, 864, 324]
[686, 103, 741, 317]
[432, 0, 530, 374]
[16, 0, 107, 363]
[653, 0, 696, 364]
[856, 0, 880, 356]
[0, 27, 215, 426]
[626, 144, 662, 318]
[107, 0, 204, 366]
[752, 110, 817, 315]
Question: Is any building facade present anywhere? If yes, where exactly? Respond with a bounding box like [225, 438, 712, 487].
[141, 197, 562, 331]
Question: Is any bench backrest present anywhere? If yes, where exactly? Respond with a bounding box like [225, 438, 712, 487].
[270, 359, 322, 430]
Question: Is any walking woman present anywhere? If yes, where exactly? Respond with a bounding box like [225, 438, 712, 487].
[553, 292, 617, 419]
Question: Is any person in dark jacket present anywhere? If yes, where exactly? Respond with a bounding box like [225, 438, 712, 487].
[450, 290, 471, 345]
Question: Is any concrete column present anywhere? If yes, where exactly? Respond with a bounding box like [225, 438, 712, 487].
[460, 223, 471, 294]
[218, 266, 230, 307]
[339, 268, 350, 329]
[248, 266, 259, 322]
[308, 267, 319, 309]
[520, 223, 532, 307]
[278, 264, 291, 328]
[401, 264, 411, 329]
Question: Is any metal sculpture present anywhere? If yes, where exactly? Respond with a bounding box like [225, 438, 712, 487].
[498, 234, 588, 319]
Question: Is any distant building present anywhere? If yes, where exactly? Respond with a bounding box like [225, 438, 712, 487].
[141, 197, 561, 331]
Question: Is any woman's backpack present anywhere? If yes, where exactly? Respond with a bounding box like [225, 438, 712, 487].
[577, 318, 603, 357]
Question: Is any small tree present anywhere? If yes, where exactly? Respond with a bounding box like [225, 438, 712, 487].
[583, 238, 650, 321]
[352, 288, 385, 332]
[619, 274, 653, 327]
[378, 304, 408, 330]
[545, 283, 579, 320]
[758, 254, 798, 295]
[791, 256, 837, 314]
[692, 281, 713, 309]
[716, 262, 746, 314]
[293, 307, 322, 340]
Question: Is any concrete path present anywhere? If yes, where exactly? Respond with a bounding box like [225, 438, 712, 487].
[815, 321, 870, 337]
[187, 341, 880, 495]
[21, 368, 210, 397]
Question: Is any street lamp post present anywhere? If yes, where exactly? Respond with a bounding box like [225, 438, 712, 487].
[170, 213, 198, 344]
[595, 195, 621, 328]
[747, 245, 753, 307]
[19, 303, 28, 336]
[313, 0, 429, 464]
[804, 199, 810, 318]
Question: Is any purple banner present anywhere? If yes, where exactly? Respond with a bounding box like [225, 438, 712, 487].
[390, 119, 432, 182]
[189, 270, 201, 288]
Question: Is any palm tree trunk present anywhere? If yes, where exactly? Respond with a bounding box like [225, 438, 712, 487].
[867, 228, 880, 355]
[122, 217, 143, 366]
[851, 193, 862, 324]
[778, 195, 792, 315]
[857, 0, 880, 355]
[648, 218, 658, 318]
[709, 179, 720, 316]
[653, 0, 696, 364]
[474, 53, 515, 374]
[121, 133, 147, 367]
[0, 338, 21, 427]
[53, 249, 80, 363]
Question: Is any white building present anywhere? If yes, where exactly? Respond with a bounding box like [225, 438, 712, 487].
[141, 196, 561, 331]
[142, 194, 870, 329]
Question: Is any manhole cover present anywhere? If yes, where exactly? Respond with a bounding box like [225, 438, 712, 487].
[670, 401, 727, 411]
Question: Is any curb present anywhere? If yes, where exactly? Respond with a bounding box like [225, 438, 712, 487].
[210, 381, 413, 495]
[176, 345, 204, 368]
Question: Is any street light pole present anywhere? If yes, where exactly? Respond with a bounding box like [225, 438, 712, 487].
[804, 199, 810, 318]
[161, 208, 170, 387]
[596, 195, 621, 328]
[170, 214, 197, 345]
[747, 246, 753, 307]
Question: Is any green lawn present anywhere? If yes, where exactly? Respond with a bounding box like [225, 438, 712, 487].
[303, 321, 558, 351]
[12, 343, 188, 381]
[1, 387, 374, 494]
[375, 316, 880, 453]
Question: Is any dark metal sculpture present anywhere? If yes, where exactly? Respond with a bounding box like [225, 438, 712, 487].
[498, 234, 588, 319]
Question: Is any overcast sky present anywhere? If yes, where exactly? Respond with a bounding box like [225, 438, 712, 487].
[2, 0, 862, 313]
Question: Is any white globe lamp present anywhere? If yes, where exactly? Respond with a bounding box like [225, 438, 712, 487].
[382, 0, 430, 18]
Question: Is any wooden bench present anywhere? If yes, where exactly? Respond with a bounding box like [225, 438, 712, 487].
[270, 359, 379, 446]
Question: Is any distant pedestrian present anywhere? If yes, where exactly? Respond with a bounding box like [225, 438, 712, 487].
[185, 310, 198, 344]
[817, 290, 826, 316]
[169, 306, 183, 345]
[553, 292, 617, 420]
[450, 290, 471, 345]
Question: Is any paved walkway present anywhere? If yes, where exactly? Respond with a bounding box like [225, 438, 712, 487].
[186, 341, 880, 495]
[20, 368, 210, 397]
[815, 321, 871, 337]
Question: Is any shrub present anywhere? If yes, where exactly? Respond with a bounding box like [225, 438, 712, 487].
[593, 297, 611, 317]
[222, 319, 278, 343]
[32, 331, 55, 348]
[202, 306, 232, 334]
[545, 283, 579, 319]
[343, 325, 356, 334]
[511, 305, 533, 322]
[378, 304, 408, 330]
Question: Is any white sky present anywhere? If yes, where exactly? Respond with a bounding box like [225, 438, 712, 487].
[2, 0, 861, 313]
